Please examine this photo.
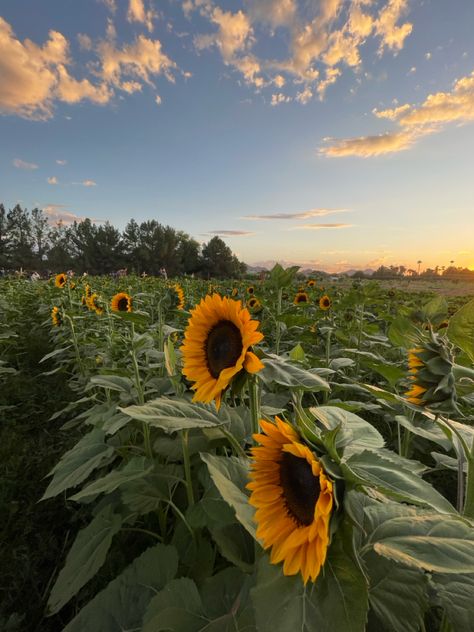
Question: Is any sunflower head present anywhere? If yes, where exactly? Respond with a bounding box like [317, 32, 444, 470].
[173, 284, 185, 310]
[405, 332, 457, 411]
[294, 291, 309, 305]
[247, 286, 255, 295]
[319, 295, 331, 311]
[87, 292, 103, 315]
[248, 417, 333, 584]
[55, 273, 67, 288]
[247, 296, 262, 311]
[51, 306, 62, 327]
[307, 279, 316, 287]
[85, 284, 92, 298]
[180, 293, 264, 409]
[111, 292, 133, 313]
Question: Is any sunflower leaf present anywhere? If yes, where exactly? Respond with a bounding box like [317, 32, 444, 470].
[368, 513, 474, 573]
[41, 428, 115, 500]
[120, 398, 226, 433]
[62, 544, 178, 632]
[260, 354, 330, 391]
[342, 450, 454, 514]
[251, 522, 368, 632]
[200, 453, 256, 538]
[429, 573, 474, 631]
[47, 505, 122, 615]
[448, 297, 474, 362]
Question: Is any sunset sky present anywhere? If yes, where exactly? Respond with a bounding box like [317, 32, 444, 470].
[1, 0, 473, 272]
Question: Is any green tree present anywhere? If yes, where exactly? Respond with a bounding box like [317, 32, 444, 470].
[31, 207, 50, 270]
[0, 203, 7, 268]
[201, 236, 241, 279]
[6, 204, 34, 269]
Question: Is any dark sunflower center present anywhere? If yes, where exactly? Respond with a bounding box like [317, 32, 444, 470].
[279, 452, 320, 526]
[117, 297, 128, 311]
[296, 294, 307, 303]
[205, 320, 243, 379]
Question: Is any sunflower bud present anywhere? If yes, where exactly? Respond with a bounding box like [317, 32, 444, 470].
[405, 330, 457, 412]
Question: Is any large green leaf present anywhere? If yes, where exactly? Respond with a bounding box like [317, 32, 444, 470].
[369, 513, 474, 573]
[429, 573, 474, 631]
[260, 355, 330, 391]
[69, 457, 154, 502]
[142, 578, 204, 631]
[251, 526, 368, 632]
[47, 505, 122, 614]
[448, 297, 474, 361]
[394, 414, 452, 450]
[342, 450, 454, 514]
[42, 429, 115, 500]
[364, 552, 428, 632]
[89, 374, 135, 394]
[387, 315, 420, 348]
[63, 544, 178, 631]
[121, 398, 226, 433]
[268, 263, 300, 289]
[309, 406, 384, 457]
[200, 453, 256, 537]
[121, 464, 183, 514]
[422, 295, 448, 326]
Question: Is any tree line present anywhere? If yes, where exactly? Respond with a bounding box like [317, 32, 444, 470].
[0, 203, 247, 278]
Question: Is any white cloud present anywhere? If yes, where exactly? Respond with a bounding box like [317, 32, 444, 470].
[56, 159, 67, 165]
[77, 33, 92, 50]
[47, 176, 58, 185]
[208, 230, 255, 236]
[127, 0, 156, 33]
[13, 158, 38, 170]
[271, 92, 291, 106]
[155, 94, 162, 105]
[321, 69, 474, 157]
[43, 203, 103, 225]
[82, 179, 97, 187]
[0, 16, 177, 120]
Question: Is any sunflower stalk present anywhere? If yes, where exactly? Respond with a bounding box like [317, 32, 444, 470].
[64, 314, 85, 378]
[354, 301, 365, 376]
[130, 322, 152, 459]
[275, 287, 283, 355]
[181, 429, 195, 506]
[249, 375, 261, 437]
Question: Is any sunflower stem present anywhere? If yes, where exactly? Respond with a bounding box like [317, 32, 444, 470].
[275, 287, 283, 355]
[355, 301, 365, 376]
[181, 429, 195, 506]
[249, 375, 260, 438]
[64, 314, 85, 378]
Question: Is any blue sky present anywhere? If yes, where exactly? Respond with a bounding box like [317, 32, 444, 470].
[1, 0, 473, 271]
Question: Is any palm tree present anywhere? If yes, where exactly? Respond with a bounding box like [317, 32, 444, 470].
[417, 260, 422, 275]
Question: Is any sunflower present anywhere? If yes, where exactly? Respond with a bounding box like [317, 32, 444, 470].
[55, 273, 67, 288]
[87, 293, 103, 315]
[180, 293, 264, 409]
[51, 306, 62, 327]
[111, 292, 133, 313]
[248, 417, 333, 584]
[319, 295, 331, 310]
[173, 284, 185, 310]
[405, 337, 457, 411]
[247, 297, 261, 310]
[85, 284, 92, 299]
[294, 291, 309, 305]
[307, 279, 316, 287]
[231, 288, 238, 297]
[247, 286, 255, 295]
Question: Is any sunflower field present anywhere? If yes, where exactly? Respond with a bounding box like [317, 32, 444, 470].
[2, 265, 474, 632]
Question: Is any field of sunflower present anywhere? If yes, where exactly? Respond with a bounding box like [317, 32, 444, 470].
[1, 264, 474, 632]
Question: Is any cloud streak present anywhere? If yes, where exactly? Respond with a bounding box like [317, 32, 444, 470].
[242, 208, 350, 220]
[13, 158, 39, 170]
[290, 223, 353, 230]
[208, 230, 255, 236]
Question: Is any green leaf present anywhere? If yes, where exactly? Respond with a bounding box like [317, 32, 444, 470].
[369, 513, 474, 573]
[209, 523, 255, 572]
[342, 450, 454, 514]
[364, 551, 428, 632]
[260, 354, 330, 391]
[268, 263, 299, 289]
[448, 297, 474, 362]
[388, 315, 420, 348]
[69, 457, 154, 502]
[63, 544, 178, 632]
[42, 429, 115, 500]
[289, 343, 306, 362]
[142, 578, 204, 631]
[422, 295, 448, 325]
[121, 465, 182, 514]
[39, 345, 72, 363]
[121, 398, 226, 433]
[366, 362, 405, 388]
[309, 406, 384, 457]
[200, 568, 255, 631]
[251, 525, 368, 632]
[89, 374, 134, 393]
[395, 414, 452, 450]
[47, 505, 122, 614]
[429, 573, 474, 631]
[200, 453, 256, 537]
